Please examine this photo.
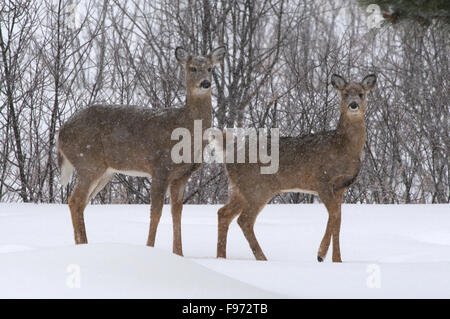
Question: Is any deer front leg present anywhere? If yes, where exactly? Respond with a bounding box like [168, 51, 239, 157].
[146, 174, 168, 247]
[331, 204, 342, 262]
[317, 189, 343, 262]
[170, 177, 189, 256]
[217, 193, 243, 259]
[317, 214, 333, 262]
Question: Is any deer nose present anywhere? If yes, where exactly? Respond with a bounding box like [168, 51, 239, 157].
[348, 102, 359, 110]
[200, 80, 211, 89]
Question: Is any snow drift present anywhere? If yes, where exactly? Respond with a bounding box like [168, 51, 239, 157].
[0, 243, 278, 298]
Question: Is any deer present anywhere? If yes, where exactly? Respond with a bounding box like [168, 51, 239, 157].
[56, 45, 226, 256]
[216, 73, 377, 262]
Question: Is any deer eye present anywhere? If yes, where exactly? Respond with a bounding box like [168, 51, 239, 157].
[190, 67, 197, 72]
[359, 93, 363, 98]
[344, 93, 349, 98]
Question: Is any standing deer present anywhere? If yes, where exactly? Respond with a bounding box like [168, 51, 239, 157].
[57, 46, 226, 256]
[216, 74, 377, 262]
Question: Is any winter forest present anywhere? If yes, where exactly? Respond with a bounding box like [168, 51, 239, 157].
[0, 0, 448, 205]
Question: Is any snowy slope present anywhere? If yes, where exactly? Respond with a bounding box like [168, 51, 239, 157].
[0, 244, 278, 298]
[0, 203, 449, 298]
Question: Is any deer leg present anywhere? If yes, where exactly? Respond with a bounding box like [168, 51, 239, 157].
[146, 175, 168, 247]
[317, 214, 333, 262]
[68, 173, 103, 244]
[331, 203, 342, 262]
[169, 177, 189, 256]
[237, 205, 267, 261]
[87, 172, 113, 204]
[217, 192, 243, 259]
[330, 190, 344, 262]
[317, 190, 343, 262]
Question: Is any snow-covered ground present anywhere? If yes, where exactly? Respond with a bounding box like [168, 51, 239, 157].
[0, 203, 449, 298]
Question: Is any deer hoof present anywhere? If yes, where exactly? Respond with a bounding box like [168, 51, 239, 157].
[317, 255, 324, 262]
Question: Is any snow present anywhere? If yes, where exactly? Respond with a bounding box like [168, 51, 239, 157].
[0, 244, 276, 298]
[0, 203, 449, 298]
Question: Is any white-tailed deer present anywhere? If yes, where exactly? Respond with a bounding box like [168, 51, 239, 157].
[57, 46, 226, 256]
[216, 74, 377, 262]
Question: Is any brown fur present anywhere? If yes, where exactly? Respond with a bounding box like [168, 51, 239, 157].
[217, 74, 377, 262]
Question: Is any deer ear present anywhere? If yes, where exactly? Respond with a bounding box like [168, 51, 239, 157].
[175, 47, 189, 63]
[211, 46, 226, 64]
[331, 74, 347, 90]
[361, 74, 377, 91]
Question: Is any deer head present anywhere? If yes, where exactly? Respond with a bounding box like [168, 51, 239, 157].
[331, 74, 377, 121]
[175, 46, 226, 96]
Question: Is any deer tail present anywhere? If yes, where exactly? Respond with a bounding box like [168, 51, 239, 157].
[56, 132, 74, 186]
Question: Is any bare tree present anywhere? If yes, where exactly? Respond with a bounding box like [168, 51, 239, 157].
[0, 0, 448, 204]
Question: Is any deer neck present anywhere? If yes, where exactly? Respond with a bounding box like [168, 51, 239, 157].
[186, 91, 212, 128]
[336, 114, 366, 158]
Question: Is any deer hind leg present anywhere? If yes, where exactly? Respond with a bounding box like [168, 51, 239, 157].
[68, 170, 105, 244]
[146, 173, 168, 247]
[169, 177, 190, 256]
[87, 171, 114, 203]
[317, 189, 344, 263]
[217, 192, 244, 259]
[237, 199, 268, 261]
